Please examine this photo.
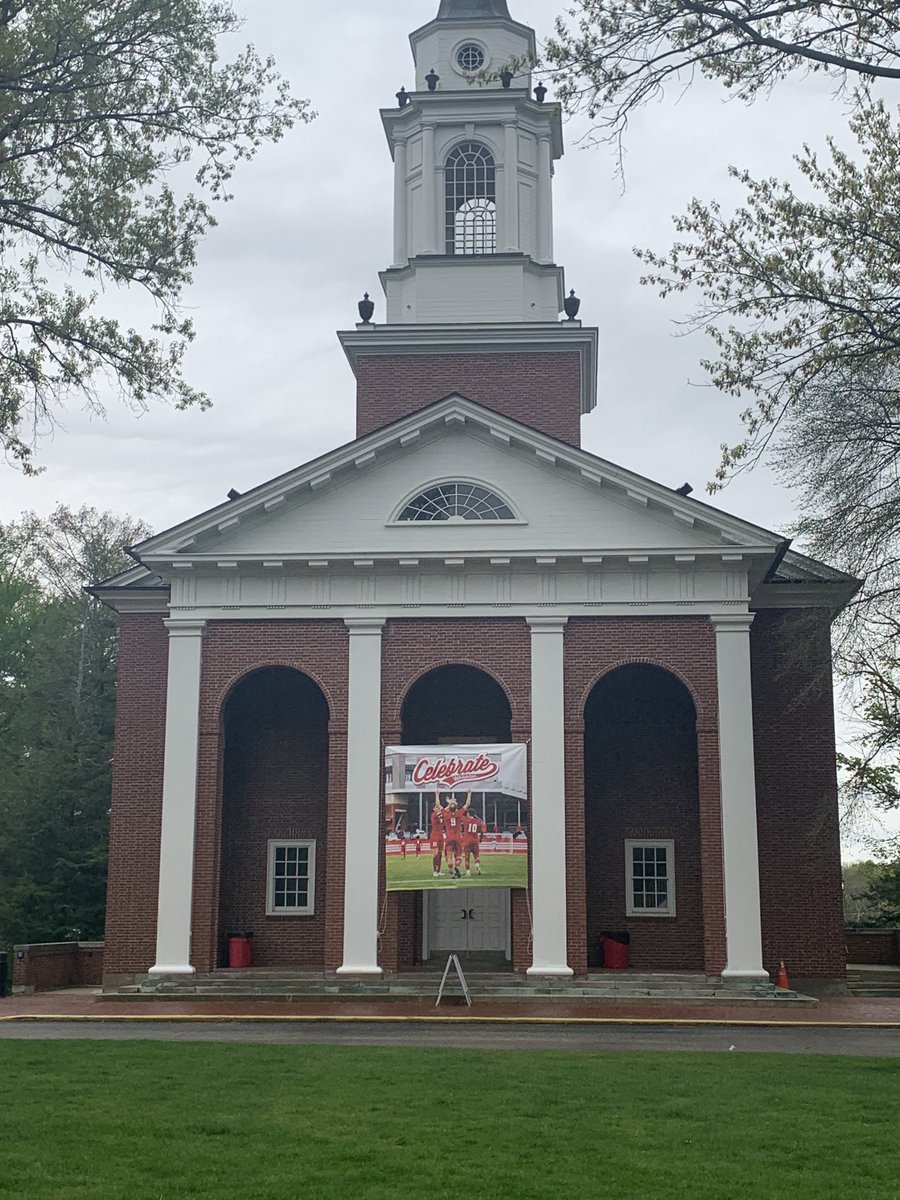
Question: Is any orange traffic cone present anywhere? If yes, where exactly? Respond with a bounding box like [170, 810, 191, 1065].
[776, 959, 790, 990]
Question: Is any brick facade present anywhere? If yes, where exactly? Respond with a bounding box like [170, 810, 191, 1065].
[218, 669, 330, 969]
[102, 610, 846, 985]
[355, 352, 584, 447]
[379, 617, 532, 973]
[564, 617, 726, 977]
[751, 610, 846, 980]
[192, 621, 350, 974]
[103, 613, 169, 979]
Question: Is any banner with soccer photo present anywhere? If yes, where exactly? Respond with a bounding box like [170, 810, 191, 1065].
[384, 744, 528, 892]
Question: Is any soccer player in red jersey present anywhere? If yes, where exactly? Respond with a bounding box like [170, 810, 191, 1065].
[462, 805, 487, 877]
[430, 795, 445, 878]
[439, 794, 470, 879]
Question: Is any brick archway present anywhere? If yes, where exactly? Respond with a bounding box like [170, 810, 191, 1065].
[583, 663, 704, 972]
[217, 667, 331, 971]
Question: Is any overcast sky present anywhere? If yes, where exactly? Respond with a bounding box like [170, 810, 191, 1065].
[1, 1, 894, 854]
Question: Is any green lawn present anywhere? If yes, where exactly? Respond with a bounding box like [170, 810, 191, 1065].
[2, 1043, 899, 1199]
[386, 849, 527, 890]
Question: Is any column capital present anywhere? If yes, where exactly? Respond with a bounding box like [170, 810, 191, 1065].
[527, 616, 568, 634]
[344, 617, 387, 634]
[710, 613, 755, 634]
[163, 619, 207, 637]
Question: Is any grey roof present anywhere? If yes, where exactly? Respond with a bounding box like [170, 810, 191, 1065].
[771, 548, 858, 586]
[437, 0, 512, 18]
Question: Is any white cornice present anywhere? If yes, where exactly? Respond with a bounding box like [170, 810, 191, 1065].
[381, 96, 563, 158]
[339, 321, 597, 415]
[145, 548, 772, 570]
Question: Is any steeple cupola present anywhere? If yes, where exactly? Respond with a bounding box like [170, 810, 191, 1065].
[339, 2, 598, 447]
[376, 0, 562, 325]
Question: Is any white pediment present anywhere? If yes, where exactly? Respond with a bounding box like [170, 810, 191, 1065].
[134, 396, 781, 570]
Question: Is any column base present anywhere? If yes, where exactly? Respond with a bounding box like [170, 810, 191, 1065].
[722, 968, 770, 983]
[148, 964, 196, 977]
[336, 965, 384, 977]
[527, 966, 575, 978]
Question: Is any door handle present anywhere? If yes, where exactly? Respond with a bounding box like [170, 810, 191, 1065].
[468, 909, 475, 921]
[461, 909, 468, 921]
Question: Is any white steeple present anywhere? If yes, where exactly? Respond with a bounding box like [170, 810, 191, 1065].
[379, 1, 565, 324]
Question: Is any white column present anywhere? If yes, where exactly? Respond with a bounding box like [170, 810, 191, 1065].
[149, 619, 206, 977]
[527, 617, 573, 977]
[422, 123, 438, 254]
[338, 619, 386, 976]
[713, 614, 768, 982]
[536, 135, 553, 264]
[504, 121, 520, 252]
[392, 137, 408, 267]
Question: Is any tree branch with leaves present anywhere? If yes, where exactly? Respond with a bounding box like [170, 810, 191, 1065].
[0, 0, 313, 472]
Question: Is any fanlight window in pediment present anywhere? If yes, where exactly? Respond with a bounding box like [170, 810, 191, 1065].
[398, 482, 516, 523]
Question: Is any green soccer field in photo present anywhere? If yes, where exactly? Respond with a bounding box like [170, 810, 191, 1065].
[2, 1042, 899, 1200]
[386, 848, 527, 890]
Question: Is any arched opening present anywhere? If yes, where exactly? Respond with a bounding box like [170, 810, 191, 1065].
[401, 664, 511, 744]
[583, 665, 704, 971]
[445, 142, 496, 255]
[218, 667, 329, 970]
[400, 665, 514, 968]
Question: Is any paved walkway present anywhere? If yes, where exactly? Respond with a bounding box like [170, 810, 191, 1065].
[2, 988, 899, 1027]
[2, 1017, 898, 1055]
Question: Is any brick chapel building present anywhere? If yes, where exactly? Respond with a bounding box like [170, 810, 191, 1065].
[96, 0, 858, 992]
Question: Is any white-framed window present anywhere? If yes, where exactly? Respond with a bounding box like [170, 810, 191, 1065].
[625, 839, 676, 917]
[455, 42, 487, 73]
[397, 482, 515, 523]
[445, 142, 496, 255]
[267, 840, 316, 916]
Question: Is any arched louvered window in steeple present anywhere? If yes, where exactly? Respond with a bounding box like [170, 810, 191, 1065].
[444, 143, 496, 256]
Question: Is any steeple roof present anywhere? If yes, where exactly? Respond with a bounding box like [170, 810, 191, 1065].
[436, 0, 512, 18]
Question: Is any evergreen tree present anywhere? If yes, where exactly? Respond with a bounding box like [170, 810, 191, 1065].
[0, 506, 148, 947]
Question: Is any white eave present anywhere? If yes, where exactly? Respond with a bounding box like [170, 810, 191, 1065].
[125, 393, 780, 563]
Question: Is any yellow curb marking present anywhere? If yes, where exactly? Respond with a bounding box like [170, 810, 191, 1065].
[1, 1013, 899, 1029]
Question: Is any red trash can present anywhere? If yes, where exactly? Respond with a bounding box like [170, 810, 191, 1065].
[600, 932, 630, 970]
[227, 932, 253, 969]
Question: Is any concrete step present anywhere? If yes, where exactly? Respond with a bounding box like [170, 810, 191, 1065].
[117, 969, 810, 1005]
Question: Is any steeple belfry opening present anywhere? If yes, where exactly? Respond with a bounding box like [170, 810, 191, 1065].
[445, 142, 497, 255]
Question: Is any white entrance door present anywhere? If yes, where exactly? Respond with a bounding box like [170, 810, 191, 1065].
[426, 889, 510, 959]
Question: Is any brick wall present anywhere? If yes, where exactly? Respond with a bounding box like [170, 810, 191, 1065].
[103, 613, 169, 978]
[13, 943, 104, 992]
[583, 668, 705, 971]
[103, 609, 846, 985]
[845, 930, 900, 965]
[355, 352, 584, 447]
[381, 617, 532, 972]
[751, 610, 846, 980]
[218, 669, 330, 969]
[192, 622, 350, 974]
[564, 618, 724, 976]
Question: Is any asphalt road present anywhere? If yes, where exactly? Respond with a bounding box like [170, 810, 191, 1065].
[1, 1019, 898, 1056]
